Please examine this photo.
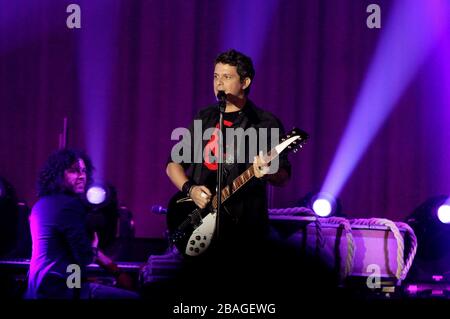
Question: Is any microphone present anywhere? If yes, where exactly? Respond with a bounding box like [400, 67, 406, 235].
[217, 90, 226, 112]
[217, 90, 226, 102]
[151, 205, 167, 214]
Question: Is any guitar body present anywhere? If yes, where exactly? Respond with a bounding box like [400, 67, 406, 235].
[166, 191, 216, 256]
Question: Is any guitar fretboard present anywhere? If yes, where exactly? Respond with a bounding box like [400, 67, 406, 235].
[211, 165, 256, 210]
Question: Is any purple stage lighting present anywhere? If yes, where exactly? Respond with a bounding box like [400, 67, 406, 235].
[220, 0, 279, 67]
[313, 198, 332, 217]
[312, 192, 336, 217]
[86, 185, 107, 205]
[78, 1, 120, 180]
[406, 195, 450, 278]
[321, 0, 449, 199]
[437, 204, 450, 224]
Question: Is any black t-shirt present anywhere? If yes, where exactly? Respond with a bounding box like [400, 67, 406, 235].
[26, 193, 94, 299]
[202, 110, 241, 191]
[168, 100, 291, 250]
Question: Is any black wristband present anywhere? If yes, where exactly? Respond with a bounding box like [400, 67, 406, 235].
[182, 180, 196, 196]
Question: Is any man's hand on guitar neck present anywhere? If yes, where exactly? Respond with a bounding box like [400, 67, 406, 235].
[190, 185, 212, 209]
[253, 150, 290, 186]
[253, 150, 270, 178]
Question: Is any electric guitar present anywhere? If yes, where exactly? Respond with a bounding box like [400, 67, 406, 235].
[166, 128, 309, 257]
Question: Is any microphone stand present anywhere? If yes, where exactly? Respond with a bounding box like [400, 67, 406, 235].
[216, 94, 226, 245]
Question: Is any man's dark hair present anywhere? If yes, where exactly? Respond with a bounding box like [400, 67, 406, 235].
[215, 49, 255, 96]
[37, 148, 94, 197]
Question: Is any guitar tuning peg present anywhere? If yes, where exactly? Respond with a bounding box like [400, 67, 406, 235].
[287, 135, 291, 138]
[293, 149, 298, 153]
[300, 145, 303, 148]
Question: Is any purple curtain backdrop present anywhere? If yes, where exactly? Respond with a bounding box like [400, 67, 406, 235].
[1, 0, 449, 237]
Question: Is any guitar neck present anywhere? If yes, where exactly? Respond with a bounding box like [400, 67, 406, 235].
[201, 128, 307, 213]
[211, 165, 256, 210]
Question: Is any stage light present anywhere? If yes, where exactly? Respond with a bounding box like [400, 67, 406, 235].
[84, 183, 135, 260]
[407, 195, 450, 228]
[85, 183, 120, 251]
[406, 195, 450, 281]
[312, 193, 337, 217]
[86, 185, 107, 205]
[298, 192, 342, 218]
[312, 198, 332, 217]
[437, 204, 450, 224]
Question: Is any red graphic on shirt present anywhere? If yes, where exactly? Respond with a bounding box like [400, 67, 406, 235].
[204, 120, 233, 171]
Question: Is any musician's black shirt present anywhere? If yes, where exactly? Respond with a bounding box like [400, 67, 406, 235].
[168, 100, 291, 252]
[25, 193, 94, 299]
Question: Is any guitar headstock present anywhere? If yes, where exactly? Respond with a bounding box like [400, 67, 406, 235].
[278, 127, 309, 154]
